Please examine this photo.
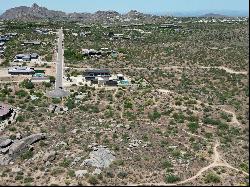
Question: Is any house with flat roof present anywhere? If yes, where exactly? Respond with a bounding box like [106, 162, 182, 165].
[0, 50, 4, 55]
[159, 24, 180, 29]
[15, 54, 31, 62]
[22, 40, 41, 45]
[14, 53, 39, 62]
[84, 69, 111, 81]
[0, 36, 9, 42]
[34, 29, 49, 34]
[113, 33, 124, 38]
[82, 49, 102, 57]
[8, 66, 35, 75]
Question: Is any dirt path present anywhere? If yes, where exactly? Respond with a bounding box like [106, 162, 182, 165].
[198, 66, 248, 75]
[138, 88, 249, 186]
[129, 140, 249, 186]
[182, 129, 208, 141]
[158, 89, 175, 94]
[219, 107, 241, 126]
[66, 65, 248, 78]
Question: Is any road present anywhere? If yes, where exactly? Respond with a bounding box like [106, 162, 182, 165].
[55, 28, 64, 89]
[46, 28, 69, 98]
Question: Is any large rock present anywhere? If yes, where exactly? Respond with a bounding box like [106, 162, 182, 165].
[9, 133, 46, 157]
[81, 146, 115, 168]
[92, 168, 102, 175]
[43, 151, 56, 162]
[75, 170, 88, 178]
[1, 146, 10, 154]
[0, 155, 11, 165]
[0, 137, 12, 148]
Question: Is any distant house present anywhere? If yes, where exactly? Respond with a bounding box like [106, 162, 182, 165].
[0, 36, 9, 42]
[0, 50, 4, 57]
[15, 54, 31, 62]
[8, 66, 35, 75]
[22, 40, 41, 45]
[5, 33, 18, 37]
[113, 33, 124, 39]
[34, 29, 49, 34]
[159, 24, 180, 29]
[79, 25, 91, 29]
[132, 23, 144, 26]
[82, 49, 101, 56]
[84, 69, 111, 81]
[80, 31, 92, 37]
[31, 53, 39, 59]
[14, 53, 39, 62]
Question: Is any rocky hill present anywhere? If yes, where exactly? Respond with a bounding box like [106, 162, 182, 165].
[0, 3, 66, 20]
[0, 3, 157, 22]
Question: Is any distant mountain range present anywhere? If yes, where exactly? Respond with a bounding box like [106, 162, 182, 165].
[0, 4, 157, 22]
[199, 13, 228, 18]
[0, 3, 248, 21]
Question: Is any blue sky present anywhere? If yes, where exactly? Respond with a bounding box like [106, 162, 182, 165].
[0, 0, 249, 14]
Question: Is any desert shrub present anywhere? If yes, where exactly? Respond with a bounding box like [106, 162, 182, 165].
[205, 172, 221, 183]
[60, 158, 71, 168]
[16, 89, 28, 98]
[188, 122, 199, 133]
[20, 79, 34, 89]
[124, 99, 133, 109]
[148, 108, 161, 121]
[172, 112, 185, 123]
[117, 171, 128, 179]
[21, 150, 34, 160]
[162, 160, 173, 169]
[164, 174, 180, 183]
[88, 176, 99, 185]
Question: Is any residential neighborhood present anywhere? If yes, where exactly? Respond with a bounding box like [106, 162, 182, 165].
[0, 1, 249, 186]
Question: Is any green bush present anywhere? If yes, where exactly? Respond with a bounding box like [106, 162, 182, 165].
[148, 108, 161, 121]
[124, 100, 133, 109]
[59, 158, 71, 168]
[117, 171, 128, 179]
[88, 176, 99, 185]
[67, 170, 75, 177]
[24, 177, 33, 183]
[21, 150, 34, 160]
[16, 115, 25, 122]
[204, 172, 221, 183]
[49, 76, 56, 83]
[187, 122, 199, 133]
[20, 79, 34, 89]
[65, 98, 75, 110]
[239, 162, 249, 172]
[164, 174, 180, 183]
[172, 112, 185, 123]
[16, 89, 28, 98]
[52, 98, 61, 104]
[162, 160, 173, 169]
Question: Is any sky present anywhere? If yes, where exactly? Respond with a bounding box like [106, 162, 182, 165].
[0, 0, 249, 14]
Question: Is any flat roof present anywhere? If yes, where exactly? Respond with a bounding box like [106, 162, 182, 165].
[8, 66, 34, 73]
